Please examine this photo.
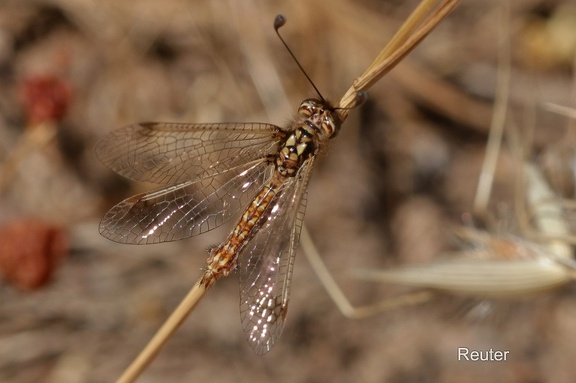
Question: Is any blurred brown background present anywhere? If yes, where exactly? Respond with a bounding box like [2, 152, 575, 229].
[1, 0, 576, 382]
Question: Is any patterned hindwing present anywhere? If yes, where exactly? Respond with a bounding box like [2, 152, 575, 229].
[238, 157, 314, 354]
[100, 160, 273, 244]
[95, 122, 283, 185]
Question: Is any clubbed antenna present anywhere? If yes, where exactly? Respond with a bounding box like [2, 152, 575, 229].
[274, 15, 325, 101]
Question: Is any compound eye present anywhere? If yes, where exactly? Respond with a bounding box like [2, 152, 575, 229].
[321, 119, 335, 137]
[298, 100, 316, 117]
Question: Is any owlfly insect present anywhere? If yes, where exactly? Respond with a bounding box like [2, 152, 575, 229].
[96, 1, 460, 381]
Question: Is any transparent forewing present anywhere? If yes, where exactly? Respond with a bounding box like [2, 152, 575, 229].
[95, 122, 283, 185]
[100, 159, 273, 244]
[238, 158, 314, 354]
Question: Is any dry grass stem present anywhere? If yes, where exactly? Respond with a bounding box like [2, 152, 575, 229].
[337, 0, 460, 120]
[301, 226, 434, 319]
[116, 279, 208, 383]
[473, 3, 511, 216]
[543, 103, 576, 120]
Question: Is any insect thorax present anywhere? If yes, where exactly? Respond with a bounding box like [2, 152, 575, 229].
[275, 98, 341, 177]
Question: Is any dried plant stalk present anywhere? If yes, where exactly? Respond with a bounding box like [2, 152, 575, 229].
[544, 103, 576, 120]
[338, 0, 460, 120]
[116, 281, 208, 383]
